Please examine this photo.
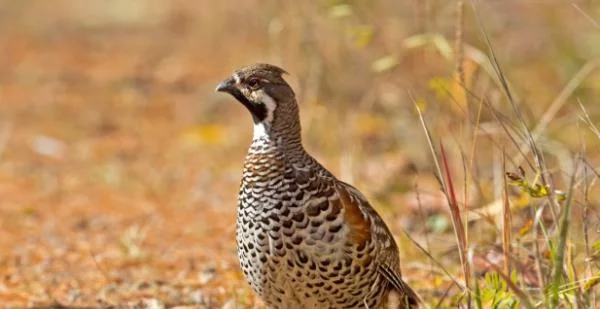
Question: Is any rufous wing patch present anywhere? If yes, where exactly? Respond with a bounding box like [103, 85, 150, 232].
[335, 185, 371, 245]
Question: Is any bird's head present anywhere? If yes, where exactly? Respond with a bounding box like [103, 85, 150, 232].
[216, 64, 297, 139]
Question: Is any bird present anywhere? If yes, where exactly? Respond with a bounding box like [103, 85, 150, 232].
[216, 63, 419, 308]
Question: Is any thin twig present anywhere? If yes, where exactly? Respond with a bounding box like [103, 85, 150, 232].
[572, 3, 600, 30]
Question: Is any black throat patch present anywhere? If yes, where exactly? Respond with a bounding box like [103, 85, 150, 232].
[228, 89, 268, 123]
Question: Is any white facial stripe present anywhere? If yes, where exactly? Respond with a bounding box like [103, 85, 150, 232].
[233, 73, 241, 84]
[256, 90, 277, 124]
[251, 90, 277, 140]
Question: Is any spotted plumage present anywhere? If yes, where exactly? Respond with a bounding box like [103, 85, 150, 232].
[216, 63, 418, 308]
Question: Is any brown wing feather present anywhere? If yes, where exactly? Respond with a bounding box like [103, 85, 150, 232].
[335, 185, 371, 245]
[335, 182, 419, 307]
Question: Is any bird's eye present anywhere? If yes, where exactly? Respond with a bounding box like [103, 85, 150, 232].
[247, 78, 260, 90]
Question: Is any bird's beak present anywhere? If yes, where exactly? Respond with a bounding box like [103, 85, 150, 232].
[215, 77, 235, 94]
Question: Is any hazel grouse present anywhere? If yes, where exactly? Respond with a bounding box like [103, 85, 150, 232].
[216, 63, 418, 308]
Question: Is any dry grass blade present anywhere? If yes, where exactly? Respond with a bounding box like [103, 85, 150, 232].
[582, 163, 596, 307]
[468, 0, 560, 219]
[531, 203, 549, 301]
[468, 1, 516, 106]
[551, 155, 582, 307]
[433, 282, 456, 309]
[435, 78, 533, 171]
[475, 87, 537, 171]
[582, 157, 600, 179]
[572, 3, 600, 30]
[577, 99, 600, 141]
[454, 0, 466, 118]
[501, 152, 512, 275]
[515, 59, 600, 168]
[568, 242, 585, 309]
[440, 143, 471, 297]
[414, 91, 472, 301]
[413, 94, 446, 194]
[402, 229, 463, 290]
[467, 95, 483, 182]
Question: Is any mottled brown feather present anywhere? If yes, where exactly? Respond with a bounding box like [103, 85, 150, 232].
[335, 185, 371, 245]
[221, 63, 419, 308]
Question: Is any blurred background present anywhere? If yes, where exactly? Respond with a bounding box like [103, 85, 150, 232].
[0, 0, 599, 307]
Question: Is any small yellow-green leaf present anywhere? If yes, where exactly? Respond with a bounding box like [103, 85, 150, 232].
[592, 240, 600, 251]
[403, 33, 431, 50]
[372, 55, 398, 73]
[428, 77, 451, 101]
[351, 25, 374, 48]
[329, 4, 352, 18]
[431, 34, 453, 60]
[584, 274, 600, 291]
